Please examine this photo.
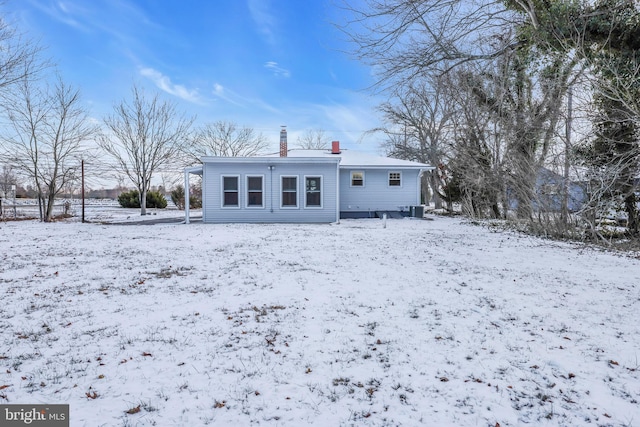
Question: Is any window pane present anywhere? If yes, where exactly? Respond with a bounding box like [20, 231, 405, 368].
[246, 176, 263, 207]
[282, 177, 297, 207]
[224, 192, 238, 206]
[282, 177, 297, 191]
[306, 177, 321, 207]
[248, 192, 262, 206]
[351, 171, 363, 186]
[306, 177, 320, 191]
[306, 191, 321, 206]
[223, 176, 238, 191]
[389, 172, 401, 186]
[282, 192, 297, 206]
[248, 176, 262, 191]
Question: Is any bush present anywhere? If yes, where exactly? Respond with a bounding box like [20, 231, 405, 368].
[117, 190, 139, 208]
[171, 185, 202, 210]
[171, 186, 185, 209]
[117, 189, 167, 209]
[147, 190, 168, 209]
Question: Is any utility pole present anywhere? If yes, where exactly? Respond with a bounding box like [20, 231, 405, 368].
[81, 159, 85, 223]
[562, 87, 573, 224]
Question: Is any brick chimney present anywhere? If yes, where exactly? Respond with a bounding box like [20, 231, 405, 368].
[331, 140, 341, 154]
[280, 126, 287, 157]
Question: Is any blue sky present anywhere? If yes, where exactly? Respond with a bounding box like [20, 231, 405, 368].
[6, 0, 384, 153]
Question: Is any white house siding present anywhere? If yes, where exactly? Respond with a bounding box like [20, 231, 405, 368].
[339, 168, 421, 215]
[202, 160, 339, 223]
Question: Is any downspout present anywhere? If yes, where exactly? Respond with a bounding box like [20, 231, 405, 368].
[269, 165, 274, 213]
[184, 169, 190, 224]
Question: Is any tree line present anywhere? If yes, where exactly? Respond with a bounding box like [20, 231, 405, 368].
[343, 0, 640, 239]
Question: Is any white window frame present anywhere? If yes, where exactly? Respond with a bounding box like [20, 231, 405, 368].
[304, 175, 323, 209]
[280, 175, 299, 209]
[221, 175, 240, 209]
[388, 171, 402, 187]
[351, 170, 365, 187]
[245, 175, 265, 208]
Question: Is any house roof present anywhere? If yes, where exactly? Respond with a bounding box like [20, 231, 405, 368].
[200, 155, 340, 165]
[263, 149, 433, 169]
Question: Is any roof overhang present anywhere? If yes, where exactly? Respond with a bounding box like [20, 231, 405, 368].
[184, 165, 203, 175]
[200, 156, 340, 165]
[339, 165, 435, 170]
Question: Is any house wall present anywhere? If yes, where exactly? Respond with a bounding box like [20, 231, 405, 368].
[339, 168, 421, 215]
[202, 161, 339, 223]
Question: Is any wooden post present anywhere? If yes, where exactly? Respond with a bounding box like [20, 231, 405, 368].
[81, 159, 85, 223]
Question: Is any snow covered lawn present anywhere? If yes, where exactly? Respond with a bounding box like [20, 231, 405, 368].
[1, 217, 639, 426]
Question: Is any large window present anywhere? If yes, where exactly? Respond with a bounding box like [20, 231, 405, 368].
[246, 176, 264, 207]
[222, 176, 239, 207]
[305, 176, 322, 207]
[388, 172, 401, 186]
[351, 171, 364, 187]
[281, 176, 298, 208]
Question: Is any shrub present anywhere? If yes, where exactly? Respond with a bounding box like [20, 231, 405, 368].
[171, 185, 202, 210]
[147, 190, 168, 209]
[117, 190, 168, 209]
[118, 190, 139, 208]
[171, 186, 185, 209]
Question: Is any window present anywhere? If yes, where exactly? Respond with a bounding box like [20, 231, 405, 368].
[222, 176, 239, 207]
[246, 176, 263, 207]
[389, 172, 401, 186]
[281, 176, 298, 208]
[351, 171, 364, 187]
[305, 176, 322, 207]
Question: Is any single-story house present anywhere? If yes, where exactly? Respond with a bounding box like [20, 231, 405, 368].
[183, 128, 433, 223]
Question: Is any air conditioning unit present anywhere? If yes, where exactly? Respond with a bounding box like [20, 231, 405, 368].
[409, 205, 424, 218]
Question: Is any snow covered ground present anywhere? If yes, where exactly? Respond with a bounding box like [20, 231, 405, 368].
[1, 215, 639, 426]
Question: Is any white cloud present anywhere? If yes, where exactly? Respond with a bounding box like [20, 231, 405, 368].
[264, 61, 291, 78]
[26, 0, 88, 31]
[247, 0, 277, 45]
[213, 83, 225, 96]
[139, 67, 201, 104]
[211, 82, 243, 107]
[209, 82, 284, 115]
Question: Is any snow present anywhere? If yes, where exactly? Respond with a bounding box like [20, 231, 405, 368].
[1, 214, 639, 426]
[264, 149, 431, 168]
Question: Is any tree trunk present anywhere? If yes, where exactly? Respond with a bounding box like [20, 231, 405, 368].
[45, 192, 56, 222]
[430, 172, 443, 209]
[140, 187, 147, 215]
[625, 192, 638, 235]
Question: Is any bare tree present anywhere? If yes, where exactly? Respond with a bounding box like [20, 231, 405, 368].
[100, 84, 194, 215]
[340, 0, 524, 89]
[1, 75, 96, 221]
[186, 120, 269, 162]
[296, 129, 331, 150]
[377, 77, 454, 209]
[0, 10, 47, 95]
[342, 0, 580, 218]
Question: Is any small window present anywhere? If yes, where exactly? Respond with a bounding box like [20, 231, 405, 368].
[222, 176, 239, 207]
[247, 176, 263, 207]
[389, 172, 401, 186]
[281, 176, 298, 208]
[305, 176, 322, 207]
[351, 171, 364, 187]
